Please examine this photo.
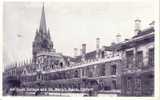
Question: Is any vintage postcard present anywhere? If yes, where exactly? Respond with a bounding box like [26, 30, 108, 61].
[1, 0, 159, 99]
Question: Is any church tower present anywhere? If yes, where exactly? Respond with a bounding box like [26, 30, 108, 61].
[32, 4, 54, 63]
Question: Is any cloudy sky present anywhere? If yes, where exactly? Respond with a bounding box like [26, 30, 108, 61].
[3, 1, 154, 65]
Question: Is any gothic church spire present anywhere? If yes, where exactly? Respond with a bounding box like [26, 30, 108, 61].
[32, 3, 54, 63]
[39, 4, 47, 33]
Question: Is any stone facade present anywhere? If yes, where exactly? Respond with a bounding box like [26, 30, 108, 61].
[3, 5, 154, 96]
[120, 25, 154, 96]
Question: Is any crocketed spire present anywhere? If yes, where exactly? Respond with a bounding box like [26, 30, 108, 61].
[39, 4, 47, 33]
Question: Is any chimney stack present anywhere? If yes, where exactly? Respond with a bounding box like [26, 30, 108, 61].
[82, 44, 86, 54]
[134, 19, 141, 35]
[74, 48, 78, 57]
[96, 38, 100, 58]
[116, 33, 121, 43]
[96, 38, 100, 51]
[80, 49, 82, 55]
[81, 44, 86, 61]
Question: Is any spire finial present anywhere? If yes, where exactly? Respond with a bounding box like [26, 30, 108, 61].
[43, 2, 44, 7]
[39, 3, 47, 33]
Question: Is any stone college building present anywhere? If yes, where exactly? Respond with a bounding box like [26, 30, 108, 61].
[3, 5, 155, 96]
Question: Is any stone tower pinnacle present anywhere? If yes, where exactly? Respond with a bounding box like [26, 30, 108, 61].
[32, 4, 53, 63]
[39, 4, 47, 33]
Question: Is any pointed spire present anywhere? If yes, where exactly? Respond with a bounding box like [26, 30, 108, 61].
[47, 28, 51, 39]
[39, 3, 47, 33]
[36, 29, 38, 34]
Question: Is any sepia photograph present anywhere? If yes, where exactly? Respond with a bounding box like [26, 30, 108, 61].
[2, 0, 157, 97]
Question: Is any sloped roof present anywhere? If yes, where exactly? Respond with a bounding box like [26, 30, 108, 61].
[133, 27, 154, 38]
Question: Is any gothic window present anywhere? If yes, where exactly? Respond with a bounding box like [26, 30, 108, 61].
[67, 59, 70, 66]
[43, 66, 46, 71]
[54, 60, 59, 65]
[110, 65, 116, 75]
[136, 51, 143, 68]
[37, 72, 41, 80]
[51, 65, 54, 69]
[148, 48, 154, 66]
[41, 39, 49, 49]
[24, 70, 26, 75]
[60, 62, 63, 67]
[74, 70, 78, 78]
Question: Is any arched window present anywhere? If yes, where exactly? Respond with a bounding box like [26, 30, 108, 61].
[60, 62, 63, 67]
[51, 65, 54, 69]
[111, 65, 116, 75]
[37, 72, 41, 80]
[74, 70, 78, 78]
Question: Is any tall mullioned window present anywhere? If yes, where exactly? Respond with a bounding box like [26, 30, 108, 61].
[74, 70, 78, 78]
[98, 64, 106, 76]
[82, 69, 85, 77]
[126, 50, 134, 68]
[112, 80, 117, 89]
[148, 48, 154, 66]
[126, 78, 132, 95]
[134, 78, 142, 96]
[88, 67, 93, 77]
[111, 65, 116, 75]
[136, 51, 143, 68]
